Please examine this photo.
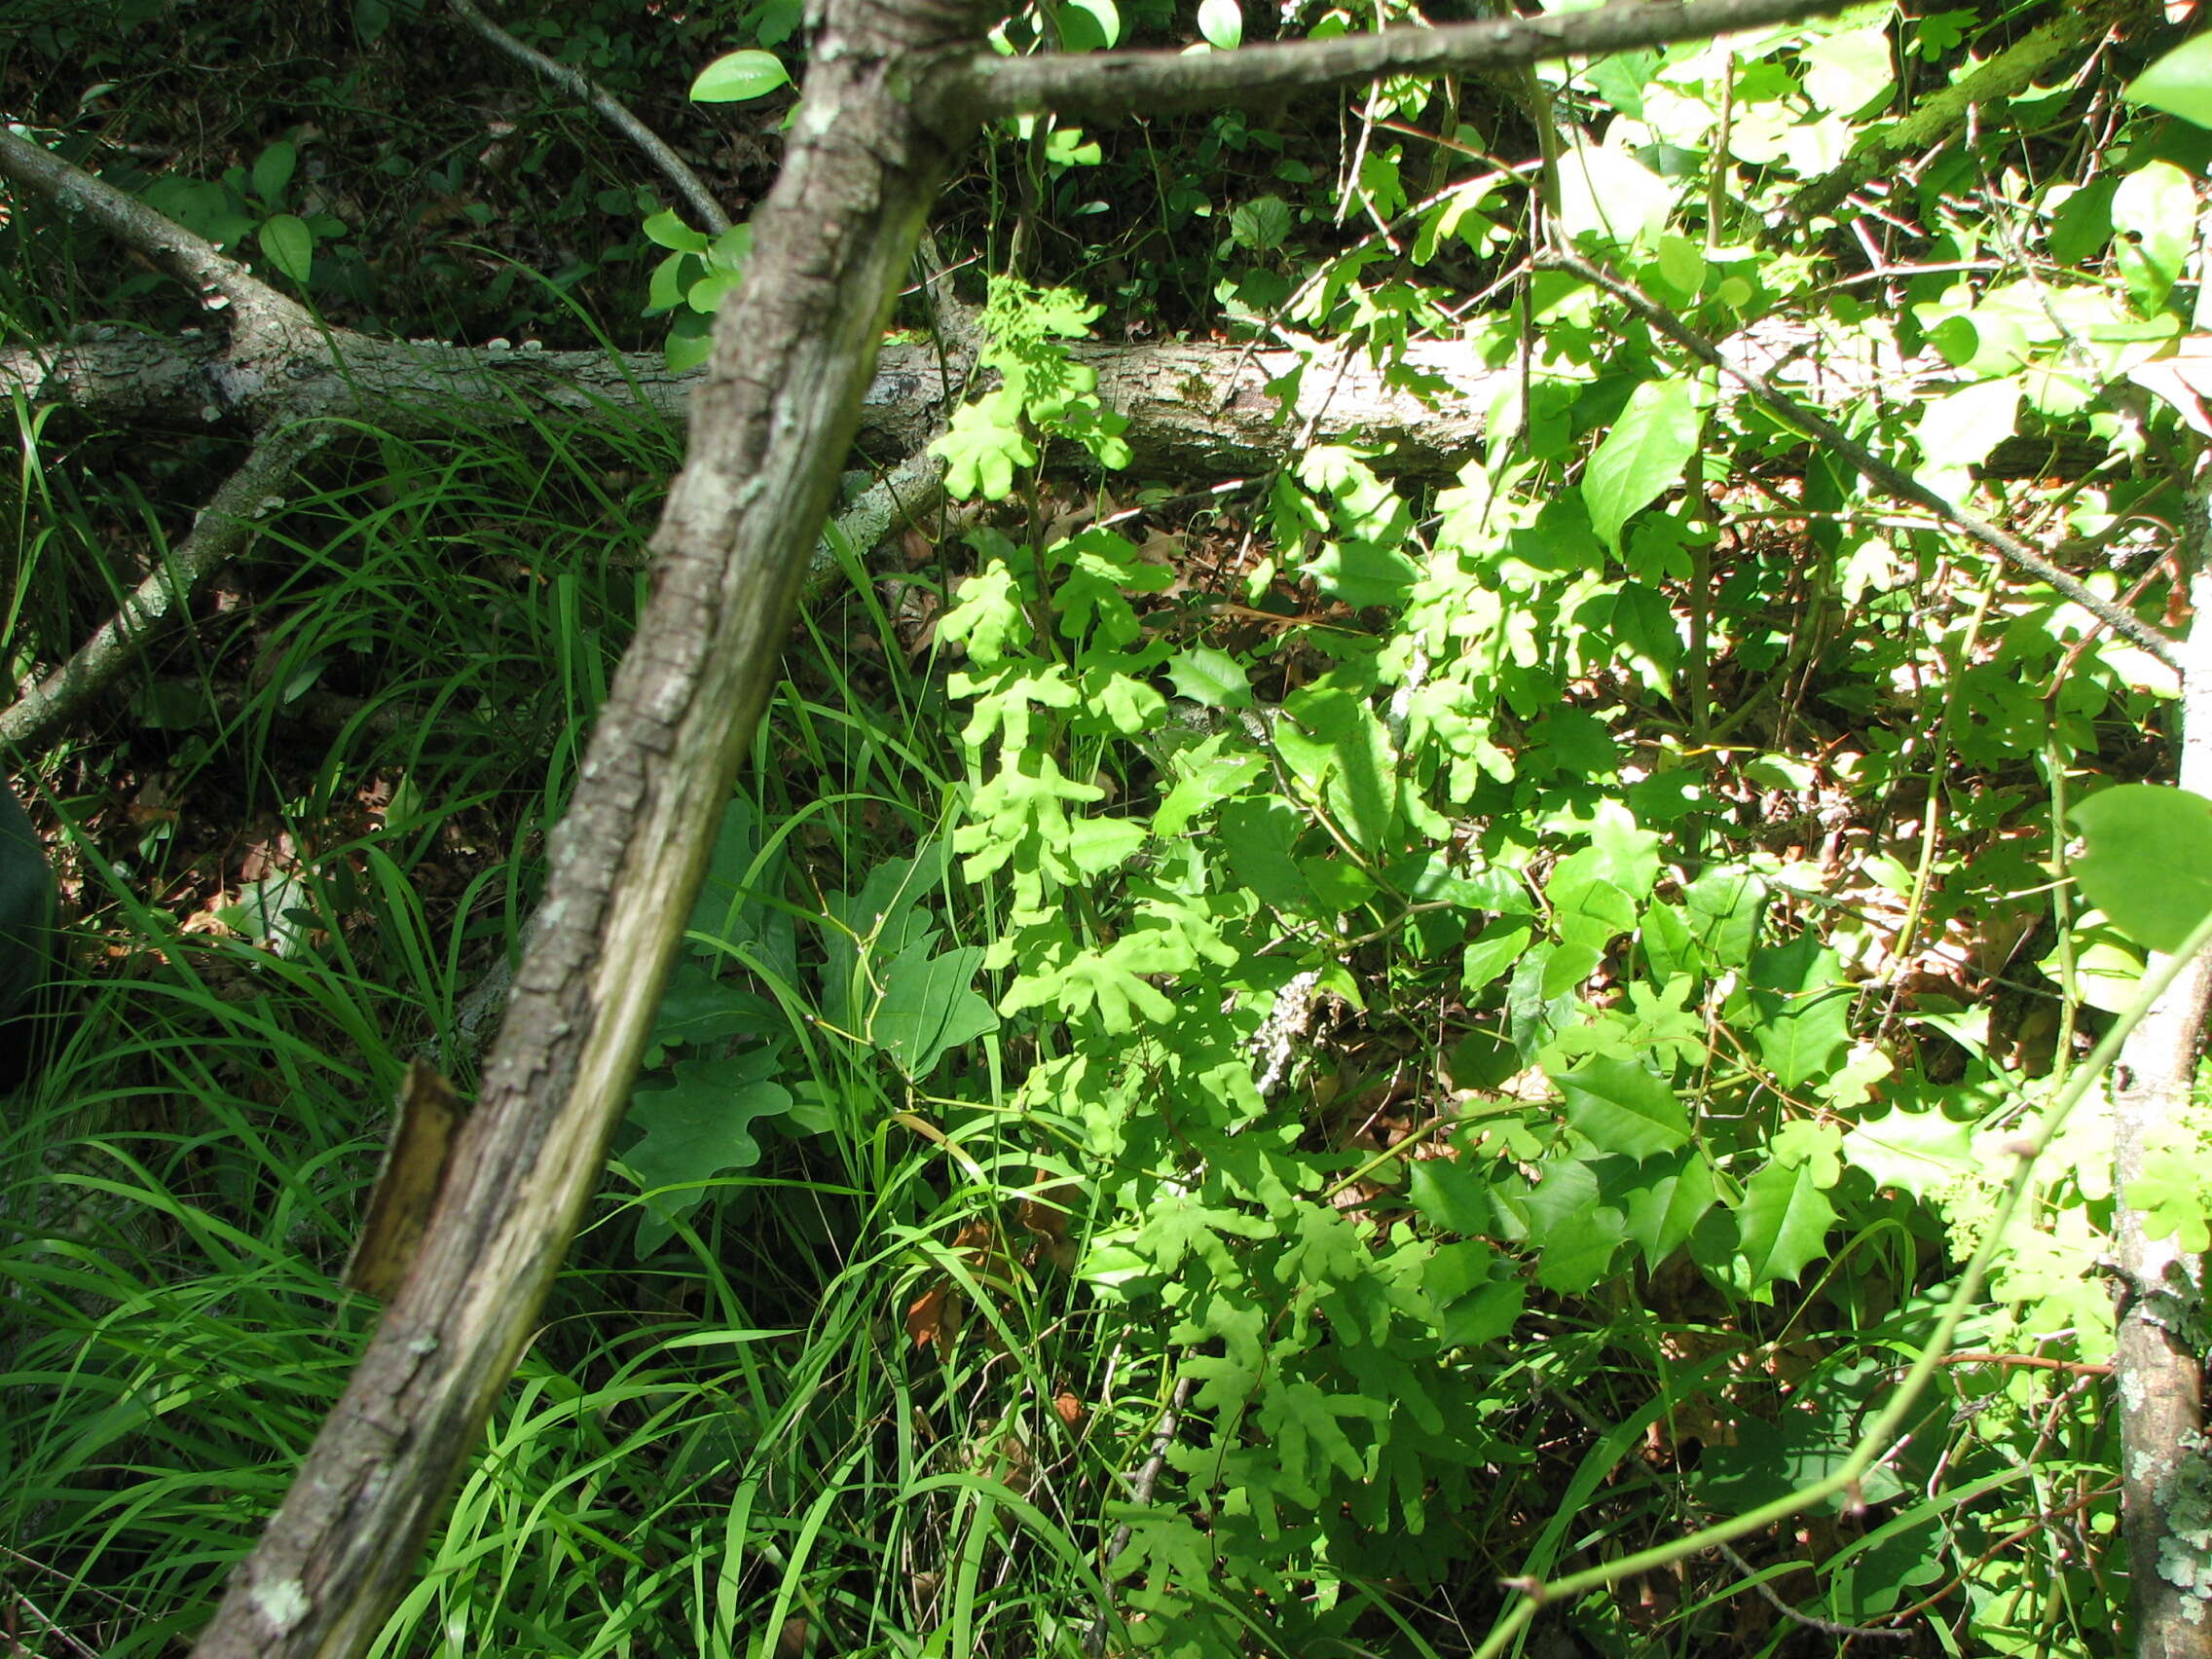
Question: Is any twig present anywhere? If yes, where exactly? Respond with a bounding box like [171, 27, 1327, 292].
[0, 430, 316, 755]
[1535, 246, 2184, 672]
[1937, 1350, 2112, 1378]
[1084, 1374, 1195, 1656]
[964, 0, 1856, 120]
[1711, 1539, 1911, 1641]
[445, 0, 731, 236]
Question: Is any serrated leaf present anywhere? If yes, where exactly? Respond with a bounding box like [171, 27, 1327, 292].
[1747, 936, 1852, 1088]
[689, 49, 790, 102]
[1840, 1106, 1975, 1200]
[1550, 1053, 1687, 1160]
[1735, 1159, 1837, 1287]
[1422, 1240, 1524, 1346]
[1299, 537, 1419, 609]
[1583, 378, 1696, 552]
[258, 213, 315, 283]
[2070, 785, 2212, 953]
[1408, 1158, 1493, 1235]
[1619, 1147, 1717, 1270]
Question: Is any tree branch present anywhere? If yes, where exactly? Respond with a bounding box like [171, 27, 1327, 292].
[2107, 489, 2212, 1659]
[1537, 246, 2185, 672]
[0, 126, 309, 337]
[1776, 0, 2141, 238]
[0, 431, 316, 755]
[445, 0, 733, 236]
[959, 0, 1853, 120]
[184, 0, 984, 1648]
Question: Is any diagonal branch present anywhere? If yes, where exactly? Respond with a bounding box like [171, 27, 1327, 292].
[184, 0, 984, 1650]
[1537, 246, 2185, 672]
[0, 430, 317, 755]
[445, 0, 733, 236]
[959, 0, 1852, 120]
[0, 127, 310, 337]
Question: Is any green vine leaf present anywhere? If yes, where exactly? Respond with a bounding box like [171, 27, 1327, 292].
[1582, 378, 1697, 552]
[2070, 784, 2212, 953]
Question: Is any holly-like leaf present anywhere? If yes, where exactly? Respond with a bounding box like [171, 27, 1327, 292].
[1747, 936, 1852, 1088]
[1407, 1158, 1493, 1235]
[1550, 1053, 1688, 1160]
[1735, 1159, 1837, 1288]
[1839, 1106, 1974, 1201]
[1421, 1240, 1525, 1347]
[2070, 785, 2212, 953]
[1618, 1147, 1717, 1271]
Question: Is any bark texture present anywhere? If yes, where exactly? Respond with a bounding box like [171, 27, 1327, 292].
[185, 0, 981, 1651]
[2111, 532, 2212, 1659]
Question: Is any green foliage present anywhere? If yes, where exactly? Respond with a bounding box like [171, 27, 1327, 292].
[16, 1, 2212, 1654]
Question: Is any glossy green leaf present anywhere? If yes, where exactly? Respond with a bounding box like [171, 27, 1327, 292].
[257, 213, 315, 283]
[2071, 785, 2212, 953]
[1583, 378, 1696, 552]
[1408, 1159, 1493, 1235]
[1619, 1147, 1717, 1271]
[1839, 1106, 1974, 1201]
[1549, 1053, 1688, 1160]
[1198, 0, 1242, 49]
[1747, 936, 1852, 1088]
[1735, 1159, 1837, 1287]
[689, 49, 790, 102]
[1462, 922, 1531, 991]
[1422, 1241, 1525, 1347]
[1164, 646, 1252, 708]
[643, 207, 712, 252]
[2126, 33, 2212, 130]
